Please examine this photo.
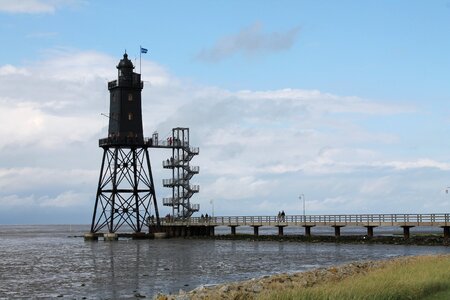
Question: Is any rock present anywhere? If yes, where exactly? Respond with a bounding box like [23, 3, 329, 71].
[219, 285, 229, 293]
[153, 293, 168, 300]
[251, 284, 263, 293]
[193, 285, 205, 292]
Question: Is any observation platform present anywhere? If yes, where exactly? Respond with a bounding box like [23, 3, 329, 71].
[98, 136, 199, 153]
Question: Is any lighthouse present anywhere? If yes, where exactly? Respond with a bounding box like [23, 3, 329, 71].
[107, 53, 143, 141]
[88, 53, 159, 239]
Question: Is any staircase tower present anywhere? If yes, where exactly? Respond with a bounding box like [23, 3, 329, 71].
[89, 53, 159, 234]
[162, 128, 200, 218]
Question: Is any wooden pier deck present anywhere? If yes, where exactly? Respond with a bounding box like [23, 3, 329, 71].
[158, 213, 450, 239]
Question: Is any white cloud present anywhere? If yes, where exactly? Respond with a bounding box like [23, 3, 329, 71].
[39, 190, 90, 208]
[0, 167, 97, 193]
[0, 0, 54, 13]
[0, 100, 102, 150]
[385, 159, 450, 171]
[1, 48, 449, 223]
[0, 0, 79, 14]
[0, 65, 30, 76]
[360, 176, 396, 196]
[235, 88, 414, 115]
[196, 23, 300, 62]
[203, 176, 277, 200]
[0, 194, 36, 207]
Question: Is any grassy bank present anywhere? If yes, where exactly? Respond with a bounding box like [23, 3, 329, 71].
[260, 255, 450, 300]
[157, 255, 450, 300]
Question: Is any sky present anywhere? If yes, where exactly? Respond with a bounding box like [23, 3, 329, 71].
[0, 0, 450, 224]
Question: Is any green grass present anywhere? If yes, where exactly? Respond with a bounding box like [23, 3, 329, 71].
[422, 287, 450, 300]
[260, 255, 450, 300]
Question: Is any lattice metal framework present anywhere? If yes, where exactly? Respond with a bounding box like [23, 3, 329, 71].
[90, 146, 159, 233]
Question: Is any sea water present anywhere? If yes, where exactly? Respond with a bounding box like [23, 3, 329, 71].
[0, 225, 448, 299]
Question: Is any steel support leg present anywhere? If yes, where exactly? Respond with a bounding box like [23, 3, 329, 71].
[230, 225, 237, 235]
[443, 226, 450, 239]
[277, 226, 284, 236]
[334, 226, 342, 237]
[365, 226, 375, 238]
[252, 226, 260, 236]
[402, 226, 413, 239]
[303, 226, 312, 237]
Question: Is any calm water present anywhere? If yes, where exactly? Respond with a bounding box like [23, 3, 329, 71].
[0, 225, 449, 299]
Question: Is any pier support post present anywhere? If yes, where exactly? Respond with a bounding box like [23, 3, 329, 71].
[303, 226, 313, 237]
[276, 225, 286, 236]
[103, 232, 118, 241]
[148, 225, 159, 234]
[333, 226, 342, 237]
[252, 225, 261, 236]
[168, 226, 175, 237]
[191, 227, 197, 236]
[84, 233, 99, 241]
[443, 226, 450, 239]
[154, 232, 168, 239]
[131, 232, 148, 240]
[173, 227, 179, 237]
[208, 226, 215, 236]
[229, 225, 238, 236]
[365, 226, 376, 238]
[401, 226, 413, 239]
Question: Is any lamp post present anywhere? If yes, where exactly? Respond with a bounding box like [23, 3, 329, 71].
[299, 194, 305, 218]
[210, 199, 214, 218]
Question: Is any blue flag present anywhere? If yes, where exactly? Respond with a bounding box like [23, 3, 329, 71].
[140, 47, 148, 54]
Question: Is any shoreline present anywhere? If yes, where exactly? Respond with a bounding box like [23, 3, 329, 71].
[74, 232, 450, 246]
[156, 254, 450, 300]
[72, 233, 450, 247]
[186, 233, 449, 246]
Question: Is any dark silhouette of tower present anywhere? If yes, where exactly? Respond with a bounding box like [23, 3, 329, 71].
[89, 53, 159, 235]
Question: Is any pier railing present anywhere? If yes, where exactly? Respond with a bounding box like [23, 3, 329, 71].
[160, 213, 450, 227]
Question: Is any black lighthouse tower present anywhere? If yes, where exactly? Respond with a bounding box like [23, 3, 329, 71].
[88, 53, 159, 237]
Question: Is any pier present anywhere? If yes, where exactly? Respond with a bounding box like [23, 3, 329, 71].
[155, 213, 450, 239]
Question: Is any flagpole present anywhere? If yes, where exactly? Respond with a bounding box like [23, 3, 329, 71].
[139, 45, 142, 74]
